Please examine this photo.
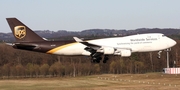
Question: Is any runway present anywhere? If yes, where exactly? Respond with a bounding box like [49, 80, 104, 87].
[0, 73, 179, 90]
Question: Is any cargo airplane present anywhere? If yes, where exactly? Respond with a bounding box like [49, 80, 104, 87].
[6, 18, 176, 63]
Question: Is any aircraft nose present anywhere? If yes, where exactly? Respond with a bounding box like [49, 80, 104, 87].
[168, 38, 176, 47]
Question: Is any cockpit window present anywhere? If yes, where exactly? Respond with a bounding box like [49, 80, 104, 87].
[162, 35, 165, 37]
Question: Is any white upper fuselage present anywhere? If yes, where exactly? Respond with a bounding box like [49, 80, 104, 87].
[47, 33, 176, 56]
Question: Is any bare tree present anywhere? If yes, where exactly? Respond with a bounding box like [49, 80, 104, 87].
[40, 64, 49, 77]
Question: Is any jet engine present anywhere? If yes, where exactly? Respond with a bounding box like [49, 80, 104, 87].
[97, 47, 131, 57]
[103, 47, 115, 54]
[120, 50, 131, 57]
[114, 49, 131, 57]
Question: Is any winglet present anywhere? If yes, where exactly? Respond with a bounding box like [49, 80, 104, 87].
[73, 37, 83, 42]
[73, 37, 101, 48]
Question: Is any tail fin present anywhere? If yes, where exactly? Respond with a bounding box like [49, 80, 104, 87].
[6, 18, 44, 42]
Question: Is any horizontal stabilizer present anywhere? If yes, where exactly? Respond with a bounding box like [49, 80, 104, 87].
[13, 43, 37, 50]
[5, 43, 14, 46]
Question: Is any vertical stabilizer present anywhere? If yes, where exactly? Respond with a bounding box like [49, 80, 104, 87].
[6, 18, 44, 42]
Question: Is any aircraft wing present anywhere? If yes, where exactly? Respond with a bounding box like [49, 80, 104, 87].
[73, 37, 83, 42]
[73, 37, 101, 50]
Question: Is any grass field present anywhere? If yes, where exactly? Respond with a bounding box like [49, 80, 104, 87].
[0, 73, 180, 90]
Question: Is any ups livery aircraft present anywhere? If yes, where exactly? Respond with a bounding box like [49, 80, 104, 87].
[6, 18, 176, 63]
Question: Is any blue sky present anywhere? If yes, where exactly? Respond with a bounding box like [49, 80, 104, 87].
[1, 0, 180, 33]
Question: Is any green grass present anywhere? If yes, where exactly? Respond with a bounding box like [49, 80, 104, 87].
[0, 73, 179, 90]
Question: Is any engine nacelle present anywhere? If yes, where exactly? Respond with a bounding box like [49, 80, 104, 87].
[114, 49, 131, 57]
[120, 50, 131, 57]
[103, 47, 115, 54]
[98, 47, 131, 56]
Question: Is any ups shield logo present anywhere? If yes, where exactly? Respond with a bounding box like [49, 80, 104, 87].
[14, 26, 26, 39]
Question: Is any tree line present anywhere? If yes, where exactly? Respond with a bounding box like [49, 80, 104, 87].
[0, 39, 180, 79]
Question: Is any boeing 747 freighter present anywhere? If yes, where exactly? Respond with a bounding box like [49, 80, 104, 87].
[6, 18, 176, 63]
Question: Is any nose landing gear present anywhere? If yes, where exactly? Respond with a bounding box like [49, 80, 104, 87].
[157, 51, 162, 59]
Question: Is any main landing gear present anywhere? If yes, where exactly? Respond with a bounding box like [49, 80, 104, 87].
[91, 55, 109, 63]
[103, 55, 109, 63]
[84, 47, 109, 63]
